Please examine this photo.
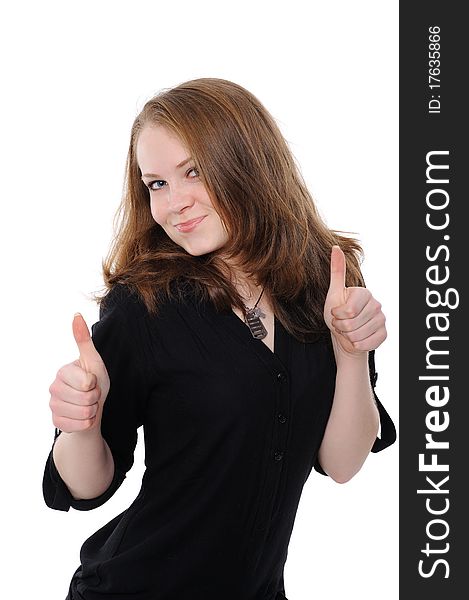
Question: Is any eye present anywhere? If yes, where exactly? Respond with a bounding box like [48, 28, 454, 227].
[187, 166, 200, 178]
[147, 179, 167, 191]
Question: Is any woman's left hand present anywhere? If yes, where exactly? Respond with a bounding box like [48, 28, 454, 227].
[323, 245, 387, 357]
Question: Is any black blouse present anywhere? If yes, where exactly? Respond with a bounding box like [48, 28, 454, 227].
[42, 283, 396, 600]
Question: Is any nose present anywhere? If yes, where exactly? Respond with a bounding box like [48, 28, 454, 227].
[166, 182, 195, 213]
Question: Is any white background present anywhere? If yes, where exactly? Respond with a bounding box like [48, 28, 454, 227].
[0, 1, 398, 598]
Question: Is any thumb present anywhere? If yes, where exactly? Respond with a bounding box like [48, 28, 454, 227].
[328, 245, 347, 294]
[72, 313, 102, 373]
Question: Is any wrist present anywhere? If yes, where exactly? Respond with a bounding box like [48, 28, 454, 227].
[331, 336, 369, 367]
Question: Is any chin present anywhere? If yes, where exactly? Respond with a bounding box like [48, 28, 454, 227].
[184, 245, 216, 256]
[179, 239, 227, 257]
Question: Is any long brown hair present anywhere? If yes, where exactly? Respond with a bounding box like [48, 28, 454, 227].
[101, 77, 365, 342]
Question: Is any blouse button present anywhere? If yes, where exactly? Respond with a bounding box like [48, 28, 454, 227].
[278, 413, 287, 423]
[274, 451, 284, 461]
[277, 372, 286, 382]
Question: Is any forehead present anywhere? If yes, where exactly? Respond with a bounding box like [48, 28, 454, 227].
[136, 126, 189, 168]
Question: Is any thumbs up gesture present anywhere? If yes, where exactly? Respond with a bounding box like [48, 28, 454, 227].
[49, 313, 110, 433]
[323, 246, 387, 358]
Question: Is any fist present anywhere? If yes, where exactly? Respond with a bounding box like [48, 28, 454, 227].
[49, 313, 110, 433]
[323, 245, 387, 357]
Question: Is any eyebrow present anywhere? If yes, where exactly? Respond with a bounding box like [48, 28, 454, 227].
[141, 156, 193, 179]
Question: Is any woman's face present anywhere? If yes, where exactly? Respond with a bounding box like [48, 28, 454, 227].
[137, 125, 229, 256]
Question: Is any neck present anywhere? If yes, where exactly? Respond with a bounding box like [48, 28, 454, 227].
[232, 276, 263, 305]
[218, 255, 265, 306]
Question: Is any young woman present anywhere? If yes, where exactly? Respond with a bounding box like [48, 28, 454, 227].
[43, 78, 396, 600]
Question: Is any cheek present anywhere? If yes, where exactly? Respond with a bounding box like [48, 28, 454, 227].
[150, 200, 166, 225]
[214, 215, 229, 240]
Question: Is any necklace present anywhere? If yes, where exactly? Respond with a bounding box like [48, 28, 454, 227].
[244, 286, 268, 340]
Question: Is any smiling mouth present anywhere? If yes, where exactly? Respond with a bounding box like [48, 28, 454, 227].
[174, 216, 207, 232]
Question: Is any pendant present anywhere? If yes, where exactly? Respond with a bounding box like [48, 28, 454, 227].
[244, 306, 268, 340]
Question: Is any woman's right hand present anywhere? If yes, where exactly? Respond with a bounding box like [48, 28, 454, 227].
[49, 313, 110, 433]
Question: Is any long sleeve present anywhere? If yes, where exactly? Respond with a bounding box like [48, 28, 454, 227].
[42, 285, 151, 511]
